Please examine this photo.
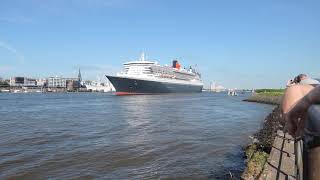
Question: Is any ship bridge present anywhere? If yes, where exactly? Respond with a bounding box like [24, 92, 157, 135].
[120, 53, 157, 77]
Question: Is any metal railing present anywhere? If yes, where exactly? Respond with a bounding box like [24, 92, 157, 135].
[295, 105, 320, 180]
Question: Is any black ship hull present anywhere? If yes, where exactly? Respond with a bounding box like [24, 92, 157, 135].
[106, 75, 203, 95]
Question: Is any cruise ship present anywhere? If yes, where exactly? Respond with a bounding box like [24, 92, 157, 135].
[106, 53, 203, 95]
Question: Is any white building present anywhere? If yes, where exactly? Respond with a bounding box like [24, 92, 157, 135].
[209, 81, 226, 92]
[48, 77, 66, 88]
[210, 82, 216, 91]
[48, 76, 79, 88]
[36, 78, 47, 87]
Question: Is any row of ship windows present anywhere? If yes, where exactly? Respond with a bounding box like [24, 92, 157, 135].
[125, 70, 195, 78]
[124, 66, 196, 79]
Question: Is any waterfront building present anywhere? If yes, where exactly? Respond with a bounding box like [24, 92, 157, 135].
[48, 77, 66, 88]
[0, 77, 10, 88]
[83, 80, 93, 85]
[215, 85, 226, 91]
[10, 77, 37, 87]
[209, 81, 226, 92]
[84, 79, 115, 92]
[210, 81, 216, 91]
[36, 78, 47, 87]
[5, 79, 10, 84]
[66, 79, 80, 91]
[48, 76, 79, 88]
[10, 77, 24, 86]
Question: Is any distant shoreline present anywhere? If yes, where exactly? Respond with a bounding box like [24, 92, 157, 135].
[0, 88, 113, 93]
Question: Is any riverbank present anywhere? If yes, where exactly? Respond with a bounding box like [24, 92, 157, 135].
[243, 93, 283, 105]
[241, 93, 285, 179]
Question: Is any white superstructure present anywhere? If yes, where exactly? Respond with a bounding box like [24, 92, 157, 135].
[116, 53, 203, 86]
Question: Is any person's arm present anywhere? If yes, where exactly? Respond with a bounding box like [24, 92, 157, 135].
[284, 85, 320, 136]
[307, 85, 320, 104]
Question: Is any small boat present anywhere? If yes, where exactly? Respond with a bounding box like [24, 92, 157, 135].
[228, 89, 237, 96]
[0, 89, 10, 93]
[13, 89, 22, 93]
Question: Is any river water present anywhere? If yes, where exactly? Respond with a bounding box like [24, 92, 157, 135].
[0, 92, 273, 179]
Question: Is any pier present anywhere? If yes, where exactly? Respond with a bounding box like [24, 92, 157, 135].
[260, 130, 295, 179]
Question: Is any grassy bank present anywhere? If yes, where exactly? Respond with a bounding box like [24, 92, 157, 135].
[243, 89, 285, 105]
[254, 89, 285, 93]
[241, 90, 286, 179]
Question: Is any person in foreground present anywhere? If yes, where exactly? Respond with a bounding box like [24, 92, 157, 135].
[282, 74, 320, 137]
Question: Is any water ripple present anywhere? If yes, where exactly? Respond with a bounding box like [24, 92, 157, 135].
[0, 92, 273, 179]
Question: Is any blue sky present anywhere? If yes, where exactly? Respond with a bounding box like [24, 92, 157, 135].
[0, 0, 319, 89]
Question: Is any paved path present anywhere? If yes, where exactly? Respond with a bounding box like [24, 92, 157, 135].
[260, 130, 296, 180]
